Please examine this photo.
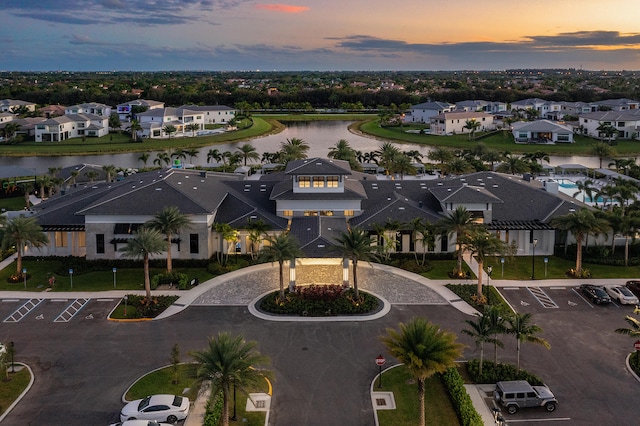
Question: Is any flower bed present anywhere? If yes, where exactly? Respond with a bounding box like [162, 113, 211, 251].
[259, 284, 380, 316]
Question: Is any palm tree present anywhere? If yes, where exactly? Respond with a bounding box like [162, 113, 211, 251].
[597, 123, 618, 144]
[154, 151, 171, 167]
[171, 148, 187, 164]
[84, 170, 99, 183]
[279, 138, 309, 162]
[186, 122, 200, 137]
[236, 143, 260, 166]
[551, 208, 611, 276]
[126, 119, 142, 142]
[191, 332, 272, 426]
[573, 179, 596, 204]
[245, 219, 271, 260]
[481, 148, 503, 171]
[443, 157, 474, 175]
[146, 206, 193, 273]
[328, 139, 356, 162]
[412, 219, 436, 266]
[588, 142, 616, 168]
[461, 313, 501, 376]
[259, 233, 304, 298]
[484, 305, 507, 364]
[213, 223, 239, 264]
[138, 152, 150, 167]
[381, 318, 463, 426]
[376, 142, 401, 175]
[460, 228, 510, 298]
[334, 227, 379, 298]
[437, 206, 477, 277]
[162, 124, 177, 139]
[119, 228, 166, 300]
[506, 312, 550, 371]
[427, 147, 454, 178]
[496, 154, 530, 175]
[102, 164, 117, 183]
[463, 119, 481, 140]
[615, 314, 640, 341]
[0, 216, 49, 276]
[185, 148, 200, 163]
[207, 148, 222, 164]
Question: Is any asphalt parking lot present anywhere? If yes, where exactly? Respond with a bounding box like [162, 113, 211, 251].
[2, 297, 120, 324]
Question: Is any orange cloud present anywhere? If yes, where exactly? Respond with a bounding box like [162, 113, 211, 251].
[256, 4, 310, 13]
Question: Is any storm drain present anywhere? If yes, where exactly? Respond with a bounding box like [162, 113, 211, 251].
[371, 392, 396, 410]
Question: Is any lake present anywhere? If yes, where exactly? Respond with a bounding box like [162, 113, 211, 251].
[0, 120, 602, 173]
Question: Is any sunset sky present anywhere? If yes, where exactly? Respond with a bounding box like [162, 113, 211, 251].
[2, 0, 640, 71]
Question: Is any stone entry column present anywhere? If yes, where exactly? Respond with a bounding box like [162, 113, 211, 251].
[343, 258, 350, 288]
[288, 259, 296, 292]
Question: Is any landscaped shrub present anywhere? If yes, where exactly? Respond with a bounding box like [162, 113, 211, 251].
[259, 286, 380, 316]
[120, 294, 179, 318]
[203, 390, 224, 426]
[465, 360, 543, 385]
[151, 271, 189, 290]
[446, 284, 507, 308]
[440, 367, 483, 426]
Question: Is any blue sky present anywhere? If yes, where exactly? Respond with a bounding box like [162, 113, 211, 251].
[2, 0, 640, 71]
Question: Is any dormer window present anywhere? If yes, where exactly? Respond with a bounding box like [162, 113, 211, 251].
[327, 176, 339, 188]
[313, 176, 325, 188]
[298, 176, 310, 188]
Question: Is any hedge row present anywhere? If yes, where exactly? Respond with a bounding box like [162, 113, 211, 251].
[440, 367, 483, 426]
[203, 390, 224, 426]
[466, 360, 543, 385]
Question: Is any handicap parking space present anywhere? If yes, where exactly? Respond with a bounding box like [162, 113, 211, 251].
[2, 297, 120, 323]
[497, 285, 611, 313]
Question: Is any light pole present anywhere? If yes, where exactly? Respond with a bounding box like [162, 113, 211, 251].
[112, 267, 117, 289]
[531, 239, 538, 280]
[69, 268, 74, 289]
[124, 295, 128, 317]
[22, 268, 27, 290]
[9, 341, 14, 373]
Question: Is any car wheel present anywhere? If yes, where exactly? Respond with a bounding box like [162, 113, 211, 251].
[507, 405, 518, 414]
[167, 415, 178, 423]
[545, 402, 556, 412]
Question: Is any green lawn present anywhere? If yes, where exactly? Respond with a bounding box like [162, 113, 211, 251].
[377, 365, 460, 426]
[0, 197, 28, 212]
[0, 259, 213, 292]
[0, 117, 280, 157]
[356, 120, 640, 156]
[0, 368, 31, 417]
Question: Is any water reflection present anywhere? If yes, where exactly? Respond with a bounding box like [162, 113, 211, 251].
[0, 120, 602, 173]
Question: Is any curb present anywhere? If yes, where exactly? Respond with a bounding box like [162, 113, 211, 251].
[0, 363, 35, 424]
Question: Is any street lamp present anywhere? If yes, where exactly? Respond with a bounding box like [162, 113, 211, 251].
[112, 267, 117, 289]
[531, 239, 538, 280]
[69, 268, 74, 289]
[9, 341, 15, 373]
[22, 268, 27, 290]
[124, 295, 128, 317]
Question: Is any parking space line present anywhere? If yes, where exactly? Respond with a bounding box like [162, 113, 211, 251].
[528, 287, 559, 308]
[505, 418, 571, 422]
[3, 298, 45, 322]
[54, 298, 90, 322]
[572, 288, 594, 308]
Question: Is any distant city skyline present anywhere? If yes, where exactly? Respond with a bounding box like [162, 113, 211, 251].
[2, 0, 640, 72]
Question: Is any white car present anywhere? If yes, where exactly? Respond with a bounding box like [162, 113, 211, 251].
[110, 421, 172, 426]
[120, 394, 190, 423]
[605, 285, 639, 305]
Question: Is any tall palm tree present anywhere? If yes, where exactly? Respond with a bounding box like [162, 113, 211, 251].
[427, 147, 454, 178]
[392, 154, 417, 179]
[207, 148, 222, 164]
[245, 219, 271, 260]
[551, 208, 611, 276]
[615, 313, 640, 341]
[102, 164, 117, 183]
[119, 228, 166, 300]
[126, 119, 142, 142]
[185, 148, 200, 163]
[463, 118, 481, 140]
[236, 143, 260, 166]
[162, 124, 177, 139]
[597, 123, 618, 144]
[191, 332, 273, 426]
[376, 142, 401, 175]
[138, 152, 150, 167]
[573, 179, 596, 204]
[460, 228, 510, 298]
[146, 206, 192, 273]
[258, 233, 304, 298]
[0, 216, 49, 276]
[443, 157, 474, 176]
[588, 142, 615, 168]
[186, 122, 200, 137]
[481, 148, 503, 171]
[496, 154, 529, 175]
[437, 206, 477, 277]
[334, 227, 379, 298]
[381, 318, 463, 426]
[213, 223, 238, 264]
[506, 312, 550, 371]
[328, 139, 356, 161]
[279, 138, 309, 162]
[84, 170, 99, 183]
[461, 313, 501, 376]
[484, 305, 507, 364]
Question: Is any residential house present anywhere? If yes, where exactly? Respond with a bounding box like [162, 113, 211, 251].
[0, 99, 37, 113]
[65, 103, 112, 117]
[511, 120, 574, 143]
[404, 101, 454, 123]
[429, 111, 495, 136]
[592, 98, 639, 112]
[34, 114, 109, 142]
[455, 100, 507, 113]
[0, 112, 15, 125]
[178, 105, 236, 125]
[578, 110, 640, 140]
[511, 98, 562, 120]
[116, 99, 165, 121]
[39, 105, 66, 118]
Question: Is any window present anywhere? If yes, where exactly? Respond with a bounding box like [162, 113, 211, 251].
[283, 210, 293, 217]
[344, 210, 354, 216]
[96, 234, 105, 254]
[320, 211, 333, 216]
[78, 232, 86, 248]
[54, 232, 68, 247]
[312, 176, 324, 188]
[190, 234, 199, 254]
[298, 176, 310, 188]
[327, 176, 339, 187]
[557, 134, 570, 142]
